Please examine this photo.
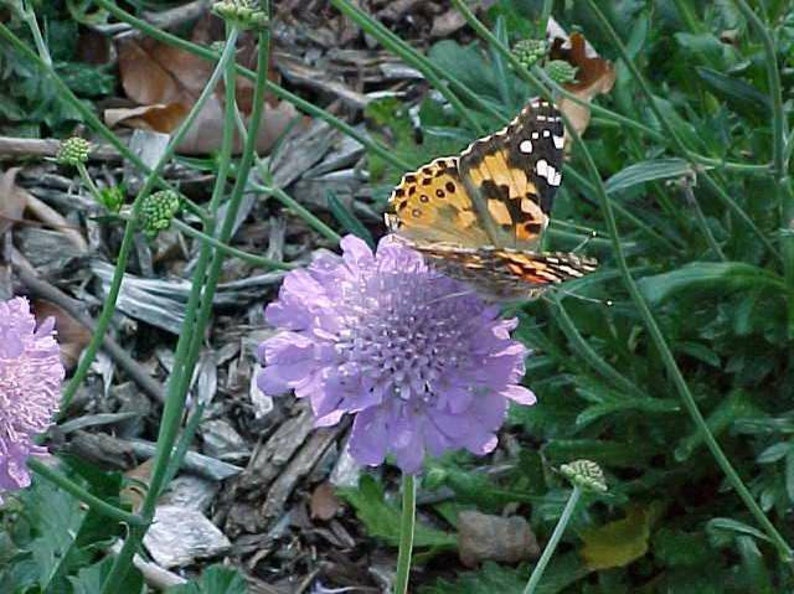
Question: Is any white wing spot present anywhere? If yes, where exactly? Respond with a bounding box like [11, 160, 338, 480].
[552, 134, 565, 149]
[531, 131, 540, 140]
[519, 140, 533, 154]
[536, 114, 547, 121]
[542, 130, 551, 138]
[536, 159, 562, 187]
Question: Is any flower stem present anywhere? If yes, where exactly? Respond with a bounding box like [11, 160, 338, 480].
[524, 486, 581, 594]
[395, 474, 417, 594]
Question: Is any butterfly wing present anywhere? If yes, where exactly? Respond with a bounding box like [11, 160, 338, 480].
[420, 246, 598, 301]
[384, 157, 491, 247]
[459, 99, 565, 251]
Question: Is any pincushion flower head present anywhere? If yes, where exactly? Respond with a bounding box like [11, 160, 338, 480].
[0, 297, 64, 499]
[257, 235, 535, 474]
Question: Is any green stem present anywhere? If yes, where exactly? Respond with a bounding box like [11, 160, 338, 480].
[551, 296, 643, 398]
[395, 474, 417, 594]
[681, 178, 726, 261]
[330, 0, 484, 134]
[538, 0, 554, 37]
[581, 0, 781, 261]
[733, 1, 794, 340]
[733, 0, 786, 178]
[228, 105, 342, 244]
[28, 458, 145, 527]
[700, 171, 781, 260]
[76, 162, 103, 203]
[21, 0, 51, 66]
[523, 486, 582, 594]
[61, 28, 242, 412]
[99, 27, 245, 592]
[91, 0, 413, 173]
[172, 219, 297, 269]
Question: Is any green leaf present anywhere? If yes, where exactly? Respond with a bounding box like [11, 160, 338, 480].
[605, 158, 693, 195]
[70, 557, 143, 594]
[575, 397, 680, 428]
[736, 535, 774, 594]
[419, 554, 590, 594]
[637, 262, 784, 305]
[705, 518, 772, 545]
[756, 442, 790, 464]
[696, 67, 771, 121]
[21, 476, 88, 590]
[337, 475, 457, 549]
[167, 564, 248, 594]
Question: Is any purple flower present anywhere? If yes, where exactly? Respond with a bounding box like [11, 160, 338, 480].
[0, 297, 64, 499]
[257, 236, 535, 474]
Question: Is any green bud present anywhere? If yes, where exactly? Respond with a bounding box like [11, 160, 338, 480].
[512, 39, 547, 68]
[545, 60, 578, 84]
[139, 190, 181, 237]
[57, 137, 91, 166]
[99, 185, 125, 213]
[560, 459, 607, 493]
[212, 0, 269, 29]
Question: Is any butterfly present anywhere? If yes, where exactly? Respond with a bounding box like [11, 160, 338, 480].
[384, 98, 597, 301]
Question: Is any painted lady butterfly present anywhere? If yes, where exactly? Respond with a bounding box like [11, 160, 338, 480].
[384, 99, 597, 300]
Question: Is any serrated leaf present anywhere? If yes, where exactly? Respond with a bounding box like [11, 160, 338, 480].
[337, 475, 457, 549]
[637, 262, 784, 305]
[580, 506, 652, 570]
[605, 158, 693, 194]
[167, 564, 247, 594]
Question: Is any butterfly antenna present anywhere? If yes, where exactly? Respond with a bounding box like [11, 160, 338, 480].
[430, 286, 479, 304]
[543, 286, 613, 307]
[572, 230, 598, 253]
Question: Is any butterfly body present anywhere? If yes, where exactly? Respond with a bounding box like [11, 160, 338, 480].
[385, 99, 597, 300]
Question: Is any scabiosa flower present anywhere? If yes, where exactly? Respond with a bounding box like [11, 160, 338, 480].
[257, 235, 535, 474]
[0, 297, 64, 500]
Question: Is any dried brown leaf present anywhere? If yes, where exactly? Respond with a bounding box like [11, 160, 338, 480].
[104, 103, 191, 134]
[550, 32, 616, 141]
[31, 299, 91, 370]
[310, 481, 341, 521]
[113, 36, 298, 154]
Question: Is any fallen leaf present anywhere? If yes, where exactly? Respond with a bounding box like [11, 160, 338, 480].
[579, 506, 652, 570]
[118, 36, 213, 107]
[458, 510, 540, 567]
[112, 36, 299, 155]
[31, 299, 92, 370]
[104, 103, 191, 134]
[310, 481, 341, 521]
[549, 30, 616, 142]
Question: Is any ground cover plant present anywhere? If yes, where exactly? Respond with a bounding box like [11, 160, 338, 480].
[0, 0, 792, 592]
